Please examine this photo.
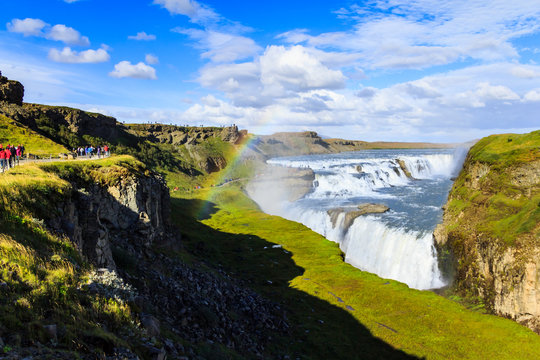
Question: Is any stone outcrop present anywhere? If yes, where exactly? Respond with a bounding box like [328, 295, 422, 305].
[397, 159, 413, 179]
[127, 123, 244, 146]
[0, 103, 119, 142]
[247, 165, 316, 202]
[434, 134, 540, 333]
[244, 131, 456, 160]
[0, 71, 24, 106]
[328, 204, 390, 231]
[48, 172, 170, 269]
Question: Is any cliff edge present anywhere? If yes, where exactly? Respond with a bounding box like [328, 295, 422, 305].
[434, 130, 540, 333]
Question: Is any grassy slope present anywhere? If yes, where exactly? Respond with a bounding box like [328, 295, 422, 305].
[0, 114, 68, 156]
[170, 178, 540, 359]
[0, 157, 148, 356]
[445, 130, 540, 245]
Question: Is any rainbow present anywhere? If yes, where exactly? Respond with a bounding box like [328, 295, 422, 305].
[194, 133, 259, 219]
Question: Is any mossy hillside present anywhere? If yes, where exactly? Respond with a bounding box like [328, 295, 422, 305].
[445, 130, 540, 245]
[0, 114, 68, 156]
[171, 184, 540, 360]
[0, 157, 158, 356]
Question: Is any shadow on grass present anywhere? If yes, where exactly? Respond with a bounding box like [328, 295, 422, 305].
[171, 197, 420, 360]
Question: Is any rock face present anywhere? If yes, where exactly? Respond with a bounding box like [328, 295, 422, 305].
[49, 173, 170, 269]
[328, 204, 390, 231]
[0, 103, 119, 142]
[0, 71, 24, 106]
[434, 132, 540, 333]
[247, 165, 316, 203]
[127, 123, 244, 146]
[397, 159, 413, 179]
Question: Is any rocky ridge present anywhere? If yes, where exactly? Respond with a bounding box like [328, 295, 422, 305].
[244, 131, 456, 160]
[34, 163, 290, 358]
[434, 132, 540, 333]
[0, 71, 24, 106]
[328, 204, 390, 231]
[246, 165, 316, 203]
[47, 171, 171, 269]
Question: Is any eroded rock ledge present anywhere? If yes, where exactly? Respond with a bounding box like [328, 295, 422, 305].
[434, 134, 540, 334]
[328, 204, 390, 231]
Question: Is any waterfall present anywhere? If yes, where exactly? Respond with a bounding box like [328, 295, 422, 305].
[250, 148, 466, 290]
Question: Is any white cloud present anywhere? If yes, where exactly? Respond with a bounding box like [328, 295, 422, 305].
[175, 28, 261, 62]
[47, 24, 90, 46]
[6, 18, 47, 36]
[48, 47, 110, 63]
[511, 66, 540, 79]
[128, 32, 156, 41]
[259, 46, 346, 95]
[197, 45, 346, 107]
[524, 90, 540, 102]
[109, 61, 157, 79]
[475, 82, 520, 101]
[278, 0, 540, 70]
[153, 0, 219, 24]
[145, 54, 159, 64]
[7, 18, 90, 46]
[64, 0, 80, 3]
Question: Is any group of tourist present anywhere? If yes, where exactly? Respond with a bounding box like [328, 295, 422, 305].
[75, 145, 110, 158]
[0, 144, 24, 172]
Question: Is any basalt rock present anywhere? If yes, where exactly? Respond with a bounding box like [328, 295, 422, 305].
[0, 71, 24, 106]
[247, 165, 316, 203]
[434, 137, 540, 333]
[328, 203, 390, 231]
[49, 172, 171, 269]
[397, 159, 413, 179]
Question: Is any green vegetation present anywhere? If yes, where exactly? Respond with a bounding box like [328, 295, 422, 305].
[446, 130, 540, 245]
[0, 158, 147, 357]
[170, 182, 540, 359]
[1, 98, 539, 359]
[467, 130, 540, 168]
[0, 114, 68, 156]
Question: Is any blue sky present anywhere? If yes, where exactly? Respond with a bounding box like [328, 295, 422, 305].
[1, 0, 540, 142]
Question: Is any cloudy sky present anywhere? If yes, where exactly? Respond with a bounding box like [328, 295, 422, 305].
[1, 0, 539, 142]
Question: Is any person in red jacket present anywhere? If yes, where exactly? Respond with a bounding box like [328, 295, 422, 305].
[15, 146, 21, 165]
[0, 144, 5, 172]
[4, 147, 11, 169]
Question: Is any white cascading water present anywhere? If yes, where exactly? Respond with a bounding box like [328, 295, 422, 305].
[251, 148, 467, 290]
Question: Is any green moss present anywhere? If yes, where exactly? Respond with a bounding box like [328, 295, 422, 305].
[446, 130, 539, 246]
[468, 130, 540, 168]
[170, 184, 540, 359]
[0, 114, 69, 156]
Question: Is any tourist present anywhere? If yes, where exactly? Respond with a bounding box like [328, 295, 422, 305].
[104, 145, 109, 156]
[4, 146, 11, 169]
[15, 145, 21, 165]
[9, 145, 16, 168]
[0, 144, 5, 172]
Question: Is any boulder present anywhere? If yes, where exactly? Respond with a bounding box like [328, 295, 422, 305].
[328, 203, 390, 231]
[0, 71, 24, 106]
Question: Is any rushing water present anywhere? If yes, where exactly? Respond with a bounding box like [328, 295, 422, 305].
[249, 148, 467, 290]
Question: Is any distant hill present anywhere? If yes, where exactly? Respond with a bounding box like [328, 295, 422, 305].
[244, 130, 458, 159]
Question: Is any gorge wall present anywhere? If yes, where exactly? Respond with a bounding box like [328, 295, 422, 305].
[42, 164, 171, 270]
[434, 130, 540, 333]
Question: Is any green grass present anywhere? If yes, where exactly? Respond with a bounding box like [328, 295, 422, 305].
[170, 184, 540, 359]
[0, 157, 147, 356]
[445, 130, 539, 245]
[0, 114, 69, 156]
[468, 130, 540, 169]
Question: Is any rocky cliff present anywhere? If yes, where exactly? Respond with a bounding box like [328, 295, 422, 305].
[126, 123, 245, 146]
[47, 170, 170, 270]
[245, 131, 456, 160]
[0, 71, 24, 106]
[434, 130, 540, 333]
